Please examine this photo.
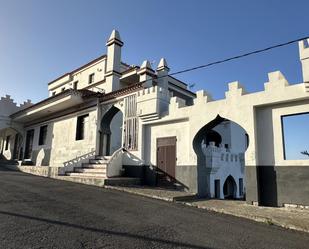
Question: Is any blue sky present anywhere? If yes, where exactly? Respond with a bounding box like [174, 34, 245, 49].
[282, 114, 309, 160]
[0, 0, 309, 104]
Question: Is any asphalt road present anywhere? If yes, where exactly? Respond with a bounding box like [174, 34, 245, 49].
[0, 168, 308, 249]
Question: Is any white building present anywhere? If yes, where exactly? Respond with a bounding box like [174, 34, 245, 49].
[1, 30, 309, 207]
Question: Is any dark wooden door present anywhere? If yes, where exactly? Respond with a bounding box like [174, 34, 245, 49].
[24, 129, 34, 159]
[156, 137, 176, 178]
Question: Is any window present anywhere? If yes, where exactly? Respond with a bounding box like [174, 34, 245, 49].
[76, 114, 89, 140]
[88, 73, 95, 84]
[38, 125, 48, 145]
[73, 81, 78, 90]
[123, 95, 138, 150]
[5, 135, 10, 150]
[61, 87, 65, 92]
[52, 91, 56, 96]
[282, 113, 309, 160]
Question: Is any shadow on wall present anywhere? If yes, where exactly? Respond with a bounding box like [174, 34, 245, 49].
[25, 123, 55, 166]
[122, 149, 189, 189]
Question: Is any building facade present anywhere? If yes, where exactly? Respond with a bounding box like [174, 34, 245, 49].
[1, 30, 309, 207]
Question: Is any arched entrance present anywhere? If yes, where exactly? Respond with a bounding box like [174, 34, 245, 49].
[223, 175, 237, 199]
[99, 106, 123, 156]
[193, 115, 248, 198]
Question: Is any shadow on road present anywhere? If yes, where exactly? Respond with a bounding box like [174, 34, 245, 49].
[0, 210, 212, 249]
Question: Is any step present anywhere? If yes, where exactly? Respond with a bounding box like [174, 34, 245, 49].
[56, 176, 106, 187]
[66, 172, 107, 177]
[89, 159, 109, 164]
[74, 168, 106, 173]
[82, 163, 107, 169]
[95, 155, 111, 160]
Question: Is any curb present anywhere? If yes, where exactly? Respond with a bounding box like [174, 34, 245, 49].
[104, 186, 309, 234]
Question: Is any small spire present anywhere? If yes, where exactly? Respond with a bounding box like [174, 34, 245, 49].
[157, 58, 170, 71]
[109, 30, 121, 41]
[106, 29, 123, 47]
[141, 60, 152, 69]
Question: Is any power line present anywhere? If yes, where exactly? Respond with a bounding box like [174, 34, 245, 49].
[149, 35, 309, 82]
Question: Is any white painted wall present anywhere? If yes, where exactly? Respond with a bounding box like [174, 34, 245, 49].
[49, 109, 97, 167]
[203, 143, 245, 199]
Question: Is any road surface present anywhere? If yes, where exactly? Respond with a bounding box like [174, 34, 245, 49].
[0, 168, 308, 249]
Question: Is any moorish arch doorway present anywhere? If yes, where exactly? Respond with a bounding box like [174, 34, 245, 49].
[99, 106, 123, 156]
[223, 175, 237, 199]
[193, 115, 249, 198]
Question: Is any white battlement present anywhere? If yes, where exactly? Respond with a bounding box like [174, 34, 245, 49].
[136, 86, 171, 121]
[202, 142, 245, 171]
[169, 96, 186, 112]
[0, 95, 33, 130]
[264, 71, 289, 91]
[194, 90, 213, 105]
[225, 81, 247, 99]
[0, 95, 33, 116]
[137, 85, 170, 100]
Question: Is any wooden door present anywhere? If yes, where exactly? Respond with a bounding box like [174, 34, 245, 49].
[156, 137, 176, 178]
[24, 129, 34, 159]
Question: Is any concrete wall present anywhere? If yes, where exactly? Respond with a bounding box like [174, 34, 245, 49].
[4, 164, 60, 178]
[49, 109, 97, 168]
[142, 119, 197, 190]
[22, 107, 97, 169]
[135, 69, 309, 205]
[254, 99, 309, 206]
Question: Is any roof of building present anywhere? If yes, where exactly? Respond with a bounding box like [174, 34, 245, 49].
[48, 54, 130, 86]
[10, 89, 101, 118]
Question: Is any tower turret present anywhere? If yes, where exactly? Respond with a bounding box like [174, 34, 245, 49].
[156, 58, 170, 89]
[138, 60, 155, 88]
[299, 39, 309, 83]
[105, 30, 123, 92]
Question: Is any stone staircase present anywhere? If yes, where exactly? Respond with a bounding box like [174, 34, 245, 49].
[65, 155, 110, 178]
[61, 155, 141, 187]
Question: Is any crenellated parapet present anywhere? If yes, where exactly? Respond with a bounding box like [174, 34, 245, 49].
[0, 95, 19, 117]
[202, 142, 245, 173]
[20, 99, 33, 109]
[0, 95, 32, 130]
[225, 81, 247, 99]
[169, 96, 186, 113]
[0, 95, 33, 117]
[193, 90, 213, 105]
[136, 86, 170, 121]
[264, 71, 289, 91]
